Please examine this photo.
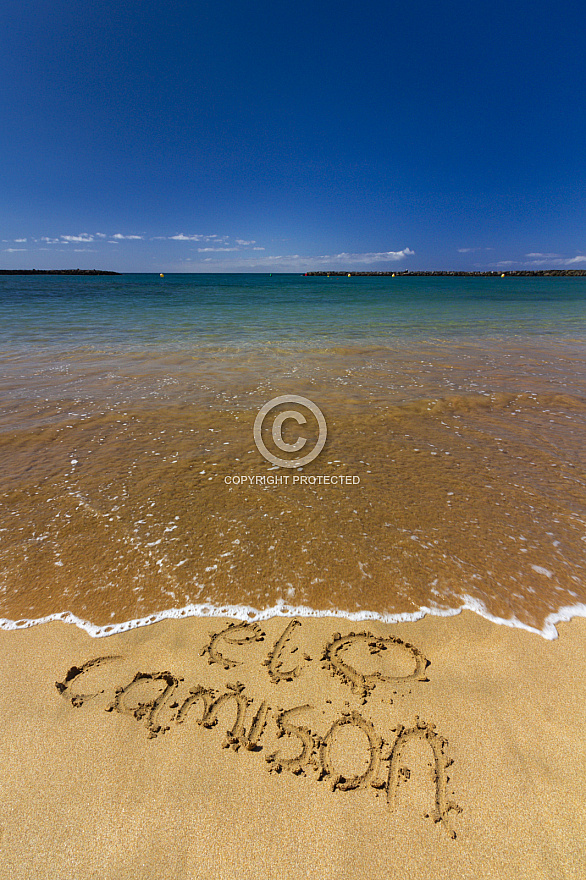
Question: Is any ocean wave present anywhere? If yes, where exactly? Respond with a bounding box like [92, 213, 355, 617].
[2, 598, 586, 641]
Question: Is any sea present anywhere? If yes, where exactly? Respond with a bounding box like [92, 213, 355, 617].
[1, 273, 585, 638]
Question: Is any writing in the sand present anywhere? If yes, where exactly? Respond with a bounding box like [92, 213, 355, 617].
[55, 621, 462, 839]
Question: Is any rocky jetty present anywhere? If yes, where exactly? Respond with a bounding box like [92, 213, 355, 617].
[305, 270, 586, 277]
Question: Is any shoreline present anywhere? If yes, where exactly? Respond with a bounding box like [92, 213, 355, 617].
[1, 609, 583, 879]
[2, 596, 586, 641]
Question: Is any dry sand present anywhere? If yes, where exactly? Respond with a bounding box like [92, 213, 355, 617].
[0, 610, 584, 879]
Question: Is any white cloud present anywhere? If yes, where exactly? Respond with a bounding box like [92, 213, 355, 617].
[41, 237, 60, 244]
[174, 248, 414, 272]
[197, 247, 239, 252]
[169, 233, 229, 242]
[112, 233, 143, 240]
[3, 247, 26, 252]
[14, 238, 27, 243]
[61, 233, 94, 242]
[95, 233, 107, 239]
[253, 247, 265, 251]
[524, 254, 586, 266]
[458, 247, 476, 253]
[323, 249, 414, 264]
[235, 239, 256, 246]
[488, 254, 586, 268]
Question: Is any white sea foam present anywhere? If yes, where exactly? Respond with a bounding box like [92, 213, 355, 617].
[1, 597, 585, 640]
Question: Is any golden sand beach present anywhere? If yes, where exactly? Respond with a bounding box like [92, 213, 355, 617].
[0, 611, 584, 879]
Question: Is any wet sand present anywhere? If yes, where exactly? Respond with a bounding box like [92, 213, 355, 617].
[0, 611, 584, 879]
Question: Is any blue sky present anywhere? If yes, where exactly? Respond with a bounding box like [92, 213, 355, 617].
[1, 0, 584, 272]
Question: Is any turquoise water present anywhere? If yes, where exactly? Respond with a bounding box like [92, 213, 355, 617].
[2, 274, 586, 351]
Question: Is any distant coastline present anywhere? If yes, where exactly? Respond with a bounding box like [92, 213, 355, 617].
[306, 269, 586, 276]
[0, 269, 121, 275]
[2, 269, 585, 277]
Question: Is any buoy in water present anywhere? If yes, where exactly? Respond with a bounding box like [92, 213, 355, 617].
[347, 273, 351, 277]
[501, 273, 505, 278]
[160, 273, 164, 277]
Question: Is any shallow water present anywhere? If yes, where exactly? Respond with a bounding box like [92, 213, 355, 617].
[1, 275, 585, 635]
